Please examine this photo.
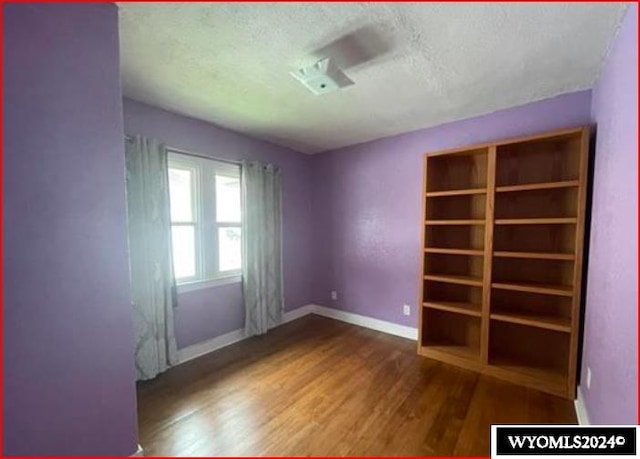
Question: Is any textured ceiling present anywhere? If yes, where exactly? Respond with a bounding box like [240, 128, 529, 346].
[119, 2, 628, 153]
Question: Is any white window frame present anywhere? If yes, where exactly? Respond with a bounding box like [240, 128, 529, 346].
[168, 152, 242, 291]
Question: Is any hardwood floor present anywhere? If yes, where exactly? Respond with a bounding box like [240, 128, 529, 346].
[137, 314, 576, 456]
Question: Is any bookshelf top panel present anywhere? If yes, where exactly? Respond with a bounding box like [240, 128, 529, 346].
[424, 126, 586, 158]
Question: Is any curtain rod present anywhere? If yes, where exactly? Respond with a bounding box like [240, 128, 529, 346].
[125, 135, 242, 166]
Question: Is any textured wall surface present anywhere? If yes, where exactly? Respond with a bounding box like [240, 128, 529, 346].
[582, 4, 638, 425]
[3, 4, 139, 455]
[310, 90, 593, 327]
[123, 98, 314, 348]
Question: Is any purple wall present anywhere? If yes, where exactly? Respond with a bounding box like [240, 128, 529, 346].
[3, 4, 138, 456]
[310, 90, 593, 327]
[582, 5, 638, 425]
[174, 283, 245, 348]
[122, 99, 314, 348]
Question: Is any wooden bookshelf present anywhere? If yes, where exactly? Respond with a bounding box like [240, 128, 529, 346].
[418, 126, 589, 399]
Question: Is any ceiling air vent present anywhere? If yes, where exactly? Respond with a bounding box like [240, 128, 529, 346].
[290, 58, 354, 95]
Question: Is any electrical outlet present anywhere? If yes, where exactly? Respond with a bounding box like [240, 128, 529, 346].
[586, 367, 592, 389]
[403, 304, 411, 316]
[331, 290, 338, 300]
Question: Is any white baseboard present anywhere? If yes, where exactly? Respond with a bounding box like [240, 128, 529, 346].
[574, 386, 591, 425]
[178, 327, 246, 364]
[282, 303, 316, 324]
[131, 444, 144, 456]
[311, 304, 418, 340]
[177, 304, 316, 364]
[177, 303, 417, 364]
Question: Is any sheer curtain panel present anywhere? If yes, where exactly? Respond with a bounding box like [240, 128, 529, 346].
[241, 161, 284, 336]
[125, 135, 178, 380]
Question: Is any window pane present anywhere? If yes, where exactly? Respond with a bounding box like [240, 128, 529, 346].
[218, 227, 241, 272]
[172, 225, 196, 279]
[169, 168, 193, 222]
[216, 175, 241, 223]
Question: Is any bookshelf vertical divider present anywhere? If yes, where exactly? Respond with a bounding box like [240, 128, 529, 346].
[481, 146, 496, 364]
[418, 126, 590, 399]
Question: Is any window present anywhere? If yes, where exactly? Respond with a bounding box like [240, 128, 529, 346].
[168, 152, 241, 286]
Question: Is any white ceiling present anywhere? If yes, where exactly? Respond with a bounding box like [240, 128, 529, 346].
[119, 2, 628, 153]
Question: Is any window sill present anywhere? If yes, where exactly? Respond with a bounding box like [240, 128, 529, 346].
[177, 275, 242, 294]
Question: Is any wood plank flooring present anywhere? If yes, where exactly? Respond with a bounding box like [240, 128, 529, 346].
[137, 314, 576, 456]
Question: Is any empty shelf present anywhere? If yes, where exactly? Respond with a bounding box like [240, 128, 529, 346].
[425, 247, 484, 256]
[426, 188, 487, 198]
[495, 218, 577, 225]
[494, 251, 575, 261]
[492, 281, 573, 297]
[424, 274, 483, 287]
[425, 219, 485, 225]
[496, 180, 579, 193]
[490, 311, 571, 333]
[424, 301, 482, 317]
[490, 356, 567, 390]
[421, 344, 479, 361]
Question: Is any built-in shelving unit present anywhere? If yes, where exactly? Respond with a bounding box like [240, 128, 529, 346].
[418, 126, 589, 399]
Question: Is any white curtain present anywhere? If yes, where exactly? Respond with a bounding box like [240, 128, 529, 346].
[242, 160, 284, 336]
[125, 135, 178, 380]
